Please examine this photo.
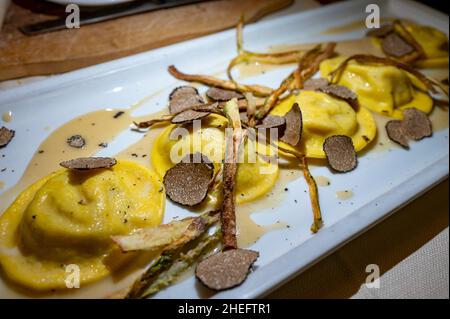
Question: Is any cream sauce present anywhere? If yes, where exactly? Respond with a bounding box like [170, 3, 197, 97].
[315, 176, 331, 187]
[336, 190, 354, 201]
[236, 168, 300, 247]
[235, 62, 286, 80]
[269, 38, 384, 59]
[235, 37, 384, 82]
[116, 110, 169, 170]
[0, 109, 134, 213]
[1, 111, 12, 123]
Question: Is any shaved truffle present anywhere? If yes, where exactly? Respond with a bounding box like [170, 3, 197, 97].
[402, 108, 432, 140]
[280, 103, 302, 146]
[256, 115, 286, 129]
[303, 78, 329, 91]
[171, 110, 210, 124]
[169, 86, 204, 114]
[386, 120, 409, 148]
[163, 153, 214, 207]
[60, 157, 117, 170]
[195, 249, 259, 291]
[255, 115, 286, 138]
[385, 108, 432, 148]
[206, 87, 244, 101]
[193, 102, 221, 113]
[0, 127, 15, 148]
[381, 33, 415, 58]
[366, 23, 395, 38]
[323, 135, 358, 173]
[67, 135, 86, 148]
[319, 84, 358, 108]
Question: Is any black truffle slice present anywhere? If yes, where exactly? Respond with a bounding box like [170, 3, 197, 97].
[303, 78, 329, 91]
[256, 115, 286, 129]
[381, 33, 415, 58]
[386, 120, 409, 148]
[193, 102, 220, 113]
[163, 153, 214, 207]
[171, 110, 210, 124]
[0, 127, 15, 148]
[206, 87, 244, 101]
[280, 103, 302, 146]
[323, 135, 358, 173]
[402, 108, 432, 141]
[319, 84, 358, 109]
[169, 86, 204, 114]
[60, 157, 117, 170]
[195, 249, 259, 291]
[366, 23, 395, 38]
[67, 135, 86, 148]
[255, 115, 286, 138]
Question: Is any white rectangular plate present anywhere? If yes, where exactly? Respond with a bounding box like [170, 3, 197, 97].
[0, 0, 448, 299]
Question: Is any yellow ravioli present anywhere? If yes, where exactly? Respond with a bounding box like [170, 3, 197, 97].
[152, 115, 279, 205]
[270, 91, 377, 159]
[320, 56, 433, 119]
[370, 22, 448, 68]
[406, 23, 449, 68]
[0, 161, 165, 291]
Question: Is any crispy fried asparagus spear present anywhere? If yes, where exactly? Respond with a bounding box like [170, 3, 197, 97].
[249, 126, 323, 233]
[255, 42, 336, 119]
[133, 229, 221, 299]
[293, 42, 336, 90]
[134, 99, 266, 130]
[126, 211, 220, 298]
[168, 65, 273, 97]
[277, 147, 323, 233]
[227, 16, 304, 83]
[300, 155, 323, 233]
[245, 92, 257, 127]
[112, 217, 197, 252]
[221, 98, 245, 250]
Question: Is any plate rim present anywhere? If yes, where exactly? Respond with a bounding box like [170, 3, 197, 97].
[46, 0, 135, 7]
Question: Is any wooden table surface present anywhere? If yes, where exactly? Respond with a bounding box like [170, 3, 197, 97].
[0, 0, 293, 81]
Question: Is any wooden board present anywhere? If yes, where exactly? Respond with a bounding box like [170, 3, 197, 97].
[0, 0, 293, 81]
